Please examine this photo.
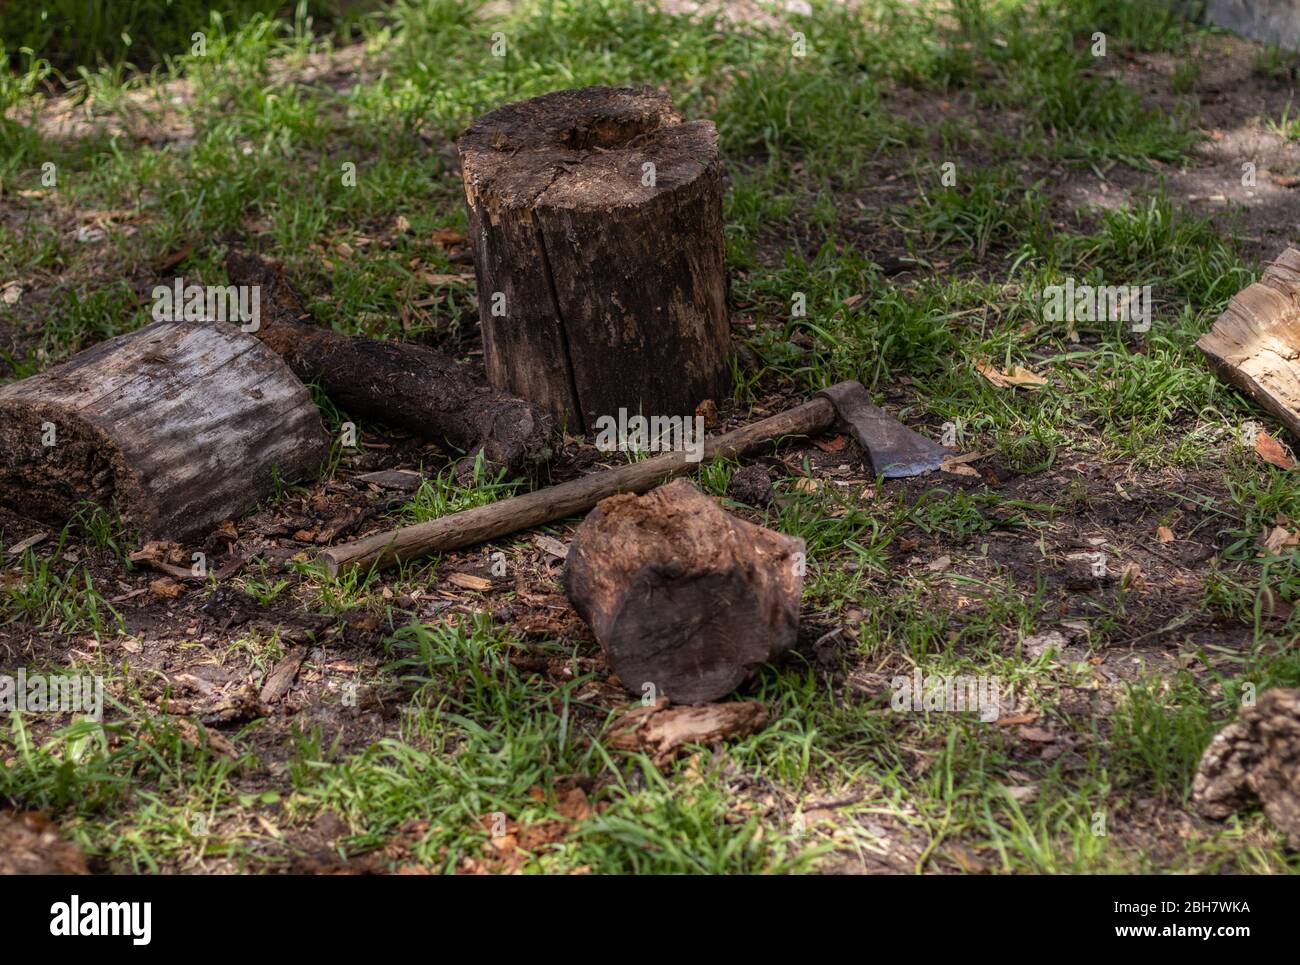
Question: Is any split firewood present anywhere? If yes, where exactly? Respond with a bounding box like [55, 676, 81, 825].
[1193, 687, 1300, 847]
[1198, 247, 1300, 440]
[224, 249, 552, 480]
[564, 479, 804, 704]
[0, 320, 327, 540]
[459, 85, 731, 431]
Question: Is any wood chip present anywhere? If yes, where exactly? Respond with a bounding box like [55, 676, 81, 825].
[607, 699, 768, 765]
[534, 535, 569, 559]
[259, 646, 306, 704]
[355, 469, 425, 492]
[447, 572, 493, 592]
[6, 532, 46, 555]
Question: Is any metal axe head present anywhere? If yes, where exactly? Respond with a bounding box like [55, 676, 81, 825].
[816, 381, 952, 478]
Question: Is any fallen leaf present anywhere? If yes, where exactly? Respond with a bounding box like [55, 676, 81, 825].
[1022, 630, 1066, 659]
[940, 452, 982, 477]
[2, 282, 22, 305]
[1018, 725, 1055, 743]
[1271, 172, 1300, 188]
[1255, 430, 1295, 470]
[794, 477, 819, 494]
[394, 215, 411, 233]
[842, 293, 865, 308]
[1261, 525, 1300, 555]
[694, 398, 719, 428]
[1156, 525, 1175, 543]
[149, 577, 184, 599]
[420, 272, 475, 286]
[813, 435, 847, 453]
[974, 359, 1048, 390]
[926, 554, 952, 574]
[431, 228, 465, 248]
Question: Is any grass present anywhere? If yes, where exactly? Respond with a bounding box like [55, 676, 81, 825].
[2, 0, 1299, 874]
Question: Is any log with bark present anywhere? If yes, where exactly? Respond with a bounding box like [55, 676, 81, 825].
[0, 320, 327, 540]
[1198, 247, 1300, 440]
[564, 478, 804, 704]
[458, 85, 731, 432]
[224, 250, 552, 481]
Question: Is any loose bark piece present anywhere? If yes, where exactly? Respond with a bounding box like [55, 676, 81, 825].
[0, 320, 326, 540]
[607, 697, 769, 765]
[319, 393, 834, 575]
[565, 479, 804, 704]
[1198, 247, 1300, 439]
[224, 250, 552, 480]
[1193, 687, 1300, 847]
[259, 645, 307, 704]
[459, 85, 731, 431]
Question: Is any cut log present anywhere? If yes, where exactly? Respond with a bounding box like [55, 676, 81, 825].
[224, 250, 552, 480]
[1197, 247, 1300, 439]
[0, 320, 327, 540]
[564, 478, 803, 704]
[1193, 687, 1300, 848]
[458, 85, 731, 432]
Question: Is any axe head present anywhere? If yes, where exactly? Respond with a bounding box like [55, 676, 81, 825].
[816, 381, 952, 478]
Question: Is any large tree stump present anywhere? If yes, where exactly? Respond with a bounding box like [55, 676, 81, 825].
[458, 86, 731, 432]
[0, 320, 327, 540]
[565, 479, 804, 704]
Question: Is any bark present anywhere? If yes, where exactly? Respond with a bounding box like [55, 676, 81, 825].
[1193, 687, 1300, 848]
[564, 478, 804, 704]
[224, 250, 552, 481]
[458, 85, 731, 432]
[0, 320, 327, 540]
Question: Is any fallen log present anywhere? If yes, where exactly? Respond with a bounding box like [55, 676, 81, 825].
[1198, 247, 1300, 439]
[1193, 687, 1300, 848]
[565, 479, 804, 704]
[0, 320, 327, 540]
[458, 85, 731, 431]
[224, 250, 552, 480]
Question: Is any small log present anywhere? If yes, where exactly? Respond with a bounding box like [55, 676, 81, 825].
[1197, 247, 1300, 439]
[224, 250, 552, 480]
[0, 320, 327, 540]
[1193, 687, 1300, 848]
[564, 479, 804, 704]
[458, 85, 731, 431]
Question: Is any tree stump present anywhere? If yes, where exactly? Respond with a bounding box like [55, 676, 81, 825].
[565, 479, 804, 704]
[458, 86, 731, 432]
[0, 320, 328, 540]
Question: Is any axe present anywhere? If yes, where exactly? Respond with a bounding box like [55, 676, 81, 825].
[320, 380, 951, 575]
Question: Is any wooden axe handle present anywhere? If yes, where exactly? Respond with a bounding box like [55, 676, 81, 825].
[319, 395, 836, 575]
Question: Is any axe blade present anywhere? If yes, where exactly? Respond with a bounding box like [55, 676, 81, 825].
[816, 381, 952, 478]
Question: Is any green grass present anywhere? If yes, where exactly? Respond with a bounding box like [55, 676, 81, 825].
[2, 0, 1300, 874]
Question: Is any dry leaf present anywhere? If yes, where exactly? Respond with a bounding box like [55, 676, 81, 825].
[694, 398, 719, 428]
[394, 215, 411, 233]
[975, 359, 1048, 389]
[1018, 726, 1055, 743]
[1156, 525, 1175, 543]
[431, 228, 465, 248]
[926, 554, 952, 574]
[2, 282, 22, 305]
[1255, 431, 1295, 470]
[794, 477, 819, 494]
[149, 577, 184, 599]
[1261, 525, 1300, 555]
[813, 435, 847, 453]
[940, 452, 982, 477]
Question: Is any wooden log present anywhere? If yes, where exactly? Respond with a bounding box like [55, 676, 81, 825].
[319, 393, 834, 575]
[224, 250, 552, 480]
[564, 479, 804, 704]
[0, 320, 327, 540]
[1197, 247, 1300, 439]
[458, 85, 731, 432]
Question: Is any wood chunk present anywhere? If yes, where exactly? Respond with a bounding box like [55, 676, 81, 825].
[607, 697, 769, 764]
[564, 479, 804, 704]
[1198, 247, 1300, 439]
[1193, 687, 1300, 847]
[0, 320, 327, 540]
[458, 86, 731, 432]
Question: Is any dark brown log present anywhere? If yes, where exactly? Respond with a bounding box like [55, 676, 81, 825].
[564, 479, 804, 704]
[0, 320, 327, 540]
[1198, 247, 1300, 439]
[1193, 687, 1300, 848]
[224, 250, 552, 480]
[458, 85, 731, 432]
[319, 393, 834, 575]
